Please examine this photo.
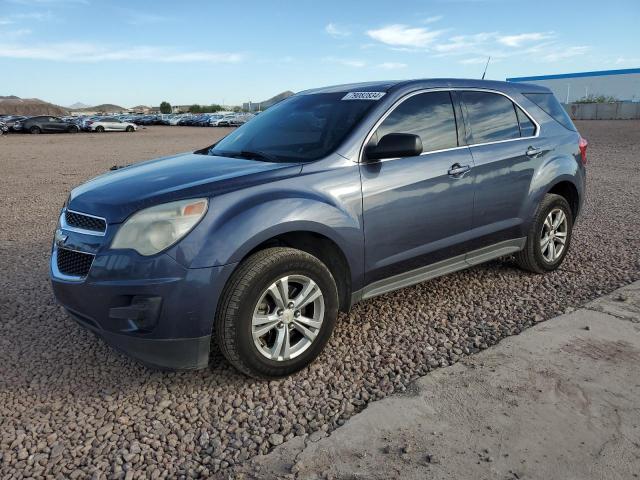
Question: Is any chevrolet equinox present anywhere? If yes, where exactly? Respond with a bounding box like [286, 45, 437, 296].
[50, 79, 587, 378]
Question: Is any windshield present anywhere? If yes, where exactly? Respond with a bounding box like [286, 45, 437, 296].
[209, 92, 378, 162]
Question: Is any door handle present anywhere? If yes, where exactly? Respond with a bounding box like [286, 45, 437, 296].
[526, 146, 542, 157]
[448, 164, 471, 176]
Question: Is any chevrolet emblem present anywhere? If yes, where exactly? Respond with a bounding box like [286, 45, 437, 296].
[54, 229, 68, 247]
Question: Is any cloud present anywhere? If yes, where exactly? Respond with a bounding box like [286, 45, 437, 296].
[325, 23, 351, 38]
[367, 24, 444, 48]
[6, 0, 88, 5]
[377, 62, 407, 69]
[459, 57, 491, 64]
[423, 15, 443, 24]
[498, 32, 554, 47]
[0, 42, 245, 63]
[539, 46, 589, 62]
[0, 28, 32, 37]
[0, 11, 53, 24]
[323, 56, 366, 67]
[615, 56, 640, 65]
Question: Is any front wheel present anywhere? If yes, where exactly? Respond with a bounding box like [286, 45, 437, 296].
[215, 247, 339, 378]
[515, 193, 573, 273]
[68, 125, 79, 133]
[30, 126, 41, 134]
[125, 125, 134, 132]
[95, 126, 105, 133]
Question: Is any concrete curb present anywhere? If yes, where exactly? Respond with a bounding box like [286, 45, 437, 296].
[236, 281, 640, 480]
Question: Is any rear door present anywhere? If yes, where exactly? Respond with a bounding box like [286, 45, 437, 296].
[360, 90, 476, 286]
[459, 90, 540, 249]
[45, 117, 63, 132]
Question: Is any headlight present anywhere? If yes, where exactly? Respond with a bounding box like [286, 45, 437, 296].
[111, 198, 208, 256]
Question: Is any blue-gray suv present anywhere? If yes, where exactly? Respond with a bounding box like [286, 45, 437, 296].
[50, 79, 587, 378]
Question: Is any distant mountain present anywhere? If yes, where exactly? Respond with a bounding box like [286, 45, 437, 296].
[243, 91, 294, 112]
[68, 103, 126, 112]
[68, 102, 91, 109]
[0, 96, 69, 116]
[88, 104, 125, 112]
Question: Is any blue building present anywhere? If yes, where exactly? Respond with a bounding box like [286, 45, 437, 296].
[507, 68, 640, 103]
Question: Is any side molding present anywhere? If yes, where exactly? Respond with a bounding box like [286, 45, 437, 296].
[352, 238, 526, 303]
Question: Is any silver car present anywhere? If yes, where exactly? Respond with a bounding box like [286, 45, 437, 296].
[88, 117, 137, 133]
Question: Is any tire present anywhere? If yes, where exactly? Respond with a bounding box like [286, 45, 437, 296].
[126, 125, 134, 132]
[95, 126, 105, 133]
[515, 193, 573, 273]
[68, 125, 79, 133]
[215, 247, 339, 378]
[30, 126, 41, 134]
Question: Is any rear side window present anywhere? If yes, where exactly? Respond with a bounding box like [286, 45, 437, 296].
[523, 93, 576, 131]
[515, 106, 536, 137]
[375, 91, 458, 153]
[461, 91, 520, 144]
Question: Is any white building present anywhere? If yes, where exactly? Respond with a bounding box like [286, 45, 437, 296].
[507, 68, 640, 103]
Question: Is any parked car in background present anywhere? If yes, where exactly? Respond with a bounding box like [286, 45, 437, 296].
[50, 79, 586, 378]
[88, 117, 137, 133]
[16, 116, 80, 134]
[212, 114, 237, 126]
[169, 115, 187, 125]
[229, 113, 255, 126]
[206, 114, 224, 126]
[81, 116, 102, 131]
[1, 115, 27, 131]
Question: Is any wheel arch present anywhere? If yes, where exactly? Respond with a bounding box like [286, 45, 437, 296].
[546, 179, 580, 219]
[242, 230, 353, 312]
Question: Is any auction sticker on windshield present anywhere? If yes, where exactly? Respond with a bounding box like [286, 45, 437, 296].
[341, 92, 386, 100]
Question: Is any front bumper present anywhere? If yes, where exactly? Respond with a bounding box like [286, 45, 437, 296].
[50, 238, 237, 370]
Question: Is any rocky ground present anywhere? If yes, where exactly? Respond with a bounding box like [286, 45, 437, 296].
[0, 122, 639, 478]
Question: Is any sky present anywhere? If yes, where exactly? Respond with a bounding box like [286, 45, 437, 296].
[1, 0, 639, 107]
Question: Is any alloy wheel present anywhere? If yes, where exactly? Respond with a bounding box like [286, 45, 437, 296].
[252, 275, 325, 361]
[540, 208, 568, 262]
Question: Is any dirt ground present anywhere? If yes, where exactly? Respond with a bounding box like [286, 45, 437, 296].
[0, 122, 639, 478]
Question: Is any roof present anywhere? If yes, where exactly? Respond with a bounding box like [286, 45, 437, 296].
[507, 68, 640, 82]
[299, 78, 549, 96]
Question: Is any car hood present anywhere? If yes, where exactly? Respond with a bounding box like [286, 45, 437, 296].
[68, 152, 301, 223]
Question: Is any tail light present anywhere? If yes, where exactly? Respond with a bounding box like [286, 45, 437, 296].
[578, 136, 588, 165]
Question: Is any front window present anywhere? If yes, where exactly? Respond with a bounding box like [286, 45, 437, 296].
[373, 91, 459, 154]
[208, 93, 379, 162]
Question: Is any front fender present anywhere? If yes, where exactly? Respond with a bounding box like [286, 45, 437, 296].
[177, 191, 364, 288]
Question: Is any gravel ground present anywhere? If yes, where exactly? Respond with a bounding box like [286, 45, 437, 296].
[1, 122, 639, 479]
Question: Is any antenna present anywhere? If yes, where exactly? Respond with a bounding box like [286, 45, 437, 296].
[481, 56, 491, 80]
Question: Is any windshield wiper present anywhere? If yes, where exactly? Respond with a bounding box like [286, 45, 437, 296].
[238, 150, 279, 163]
[210, 149, 280, 163]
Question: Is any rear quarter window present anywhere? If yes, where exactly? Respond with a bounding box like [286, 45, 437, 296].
[523, 93, 576, 131]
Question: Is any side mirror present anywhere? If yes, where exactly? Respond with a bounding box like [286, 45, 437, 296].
[364, 133, 423, 161]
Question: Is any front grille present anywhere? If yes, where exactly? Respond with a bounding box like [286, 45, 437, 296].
[57, 248, 94, 277]
[65, 210, 106, 233]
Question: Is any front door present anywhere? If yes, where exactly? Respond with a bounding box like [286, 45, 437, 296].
[360, 91, 475, 288]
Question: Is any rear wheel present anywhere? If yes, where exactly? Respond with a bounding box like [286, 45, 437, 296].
[30, 126, 41, 134]
[95, 126, 105, 133]
[215, 247, 339, 378]
[515, 193, 573, 273]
